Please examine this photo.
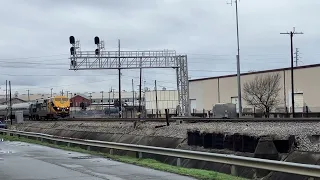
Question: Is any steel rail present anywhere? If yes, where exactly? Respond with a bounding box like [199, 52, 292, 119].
[26, 117, 320, 123]
[0, 129, 320, 177]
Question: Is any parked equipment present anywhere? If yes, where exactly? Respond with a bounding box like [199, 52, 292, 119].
[212, 103, 237, 118]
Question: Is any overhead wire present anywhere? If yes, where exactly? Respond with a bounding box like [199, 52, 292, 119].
[6, 73, 176, 92]
[1, 52, 318, 93]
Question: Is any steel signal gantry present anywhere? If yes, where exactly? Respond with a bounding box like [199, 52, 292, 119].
[68, 36, 191, 117]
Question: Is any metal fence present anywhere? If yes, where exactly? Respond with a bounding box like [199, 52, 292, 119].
[69, 108, 179, 119]
[1, 129, 320, 178]
[69, 110, 117, 118]
[191, 107, 320, 118]
[69, 106, 320, 119]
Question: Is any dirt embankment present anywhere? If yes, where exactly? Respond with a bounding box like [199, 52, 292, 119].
[12, 121, 320, 152]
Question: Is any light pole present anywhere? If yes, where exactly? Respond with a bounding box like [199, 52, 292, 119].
[85, 92, 94, 103]
[228, 0, 242, 117]
[108, 88, 111, 116]
[112, 89, 115, 104]
[26, 89, 30, 101]
[100, 91, 104, 111]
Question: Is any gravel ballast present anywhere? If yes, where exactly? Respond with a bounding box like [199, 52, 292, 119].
[13, 121, 320, 152]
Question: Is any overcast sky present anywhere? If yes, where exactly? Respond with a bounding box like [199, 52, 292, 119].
[0, 0, 319, 95]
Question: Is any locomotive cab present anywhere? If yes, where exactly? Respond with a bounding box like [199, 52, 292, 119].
[49, 96, 70, 118]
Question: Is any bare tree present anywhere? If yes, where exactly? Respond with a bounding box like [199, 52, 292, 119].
[243, 73, 281, 116]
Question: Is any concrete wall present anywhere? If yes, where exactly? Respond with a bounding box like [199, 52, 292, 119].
[189, 65, 320, 112]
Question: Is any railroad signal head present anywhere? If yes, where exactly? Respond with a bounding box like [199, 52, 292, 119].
[70, 47, 75, 55]
[69, 36, 75, 44]
[94, 36, 100, 45]
[95, 48, 100, 55]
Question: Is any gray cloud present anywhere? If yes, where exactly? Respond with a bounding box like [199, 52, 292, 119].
[0, 0, 319, 94]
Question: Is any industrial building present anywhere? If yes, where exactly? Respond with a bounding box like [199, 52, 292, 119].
[0, 98, 25, 105]
[75, 90, 178, 115]
[145, 90, 178, 114]
[12, 63, 319, 116]
[189, 64, 320, 113]
[13, 89, 178, 116]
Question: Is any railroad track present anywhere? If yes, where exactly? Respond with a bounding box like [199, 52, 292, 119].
[26, 117, 320, 123]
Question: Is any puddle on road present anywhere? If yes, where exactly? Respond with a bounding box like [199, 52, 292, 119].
[61, 163, 84, 168]
[0, 150, 14, 154]
[70, 156, 96, 159]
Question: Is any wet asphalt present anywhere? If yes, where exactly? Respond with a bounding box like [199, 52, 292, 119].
[0, 139, 196, 180]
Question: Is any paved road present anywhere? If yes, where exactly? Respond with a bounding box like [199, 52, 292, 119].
[0, 140, 196, 180]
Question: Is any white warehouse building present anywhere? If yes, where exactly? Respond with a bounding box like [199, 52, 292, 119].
[189, 64, 320, 114]
[81, 90, 178, 115]
[15, 64, 320, 116]
[145, 90, 178, 114]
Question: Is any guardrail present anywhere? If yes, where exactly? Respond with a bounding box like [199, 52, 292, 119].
[1, 129, 320, 178]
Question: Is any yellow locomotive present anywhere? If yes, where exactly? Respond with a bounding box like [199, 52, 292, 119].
[29, 95, 70, 120]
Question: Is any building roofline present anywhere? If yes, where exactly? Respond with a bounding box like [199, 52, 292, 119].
[0, 97, 26, 103]
[70, 94, 90, 100]
[189, 63, 320, 82]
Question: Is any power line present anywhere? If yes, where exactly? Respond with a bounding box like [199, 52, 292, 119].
[10, 78, 120, 91]
[0, 54, 68, 61]
[0, 70, 240, 77]
[7, 76, 178, 95]
[0, 55, 300, 65]
[7, 73, 177, 93]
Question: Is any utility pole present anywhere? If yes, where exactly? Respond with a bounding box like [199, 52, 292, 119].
[155, 80, 159, 118]
[112, 88, 115, 104]
[280, 27, 303, 118]
[5, 80, 7, 121]
[138, 58, 142, 119]
[294, 48, 300, 67]
[108, 88, 111, 116]
[26, 89, 30, 101]
[143, 80, 147, 118]
[228, 0, 242, 117]
[9, 81, 12, 125]
[87, 92, 92, 103]
[68, 92, 73, 108]
[100, 91, 104, 110]
[50, 88, 53, 98]
[61, 89, 64, 96]
[118, 39, 122, 118]
[132, 79, 135, 112]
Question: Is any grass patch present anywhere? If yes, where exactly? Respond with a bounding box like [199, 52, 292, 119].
[0, 134, 246, 180]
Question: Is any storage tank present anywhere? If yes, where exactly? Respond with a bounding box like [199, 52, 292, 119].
[0, 105, 8, 116]
[9, 103, 32, 117]
[12, 102, 32, 110]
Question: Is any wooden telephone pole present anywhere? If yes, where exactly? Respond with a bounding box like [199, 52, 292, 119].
[280, 27, 303, 117]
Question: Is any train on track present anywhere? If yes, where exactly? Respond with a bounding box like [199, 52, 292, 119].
[0, 95, 70, 120]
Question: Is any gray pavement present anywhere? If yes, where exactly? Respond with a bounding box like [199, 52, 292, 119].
[0, 140, 196, 180]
